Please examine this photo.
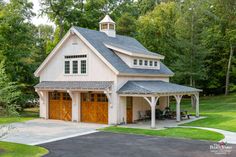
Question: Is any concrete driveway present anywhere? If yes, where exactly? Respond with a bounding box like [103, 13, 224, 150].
[41, 132, 236, 157]
[0, 119, 107, 145]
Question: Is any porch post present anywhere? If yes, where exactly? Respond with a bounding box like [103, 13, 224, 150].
[144, 96, 159, 128]
[194, 93, 200, 118]
[35, 89, 47, 119]
[67, 90, 79, 122]
[191, 95, 196, 109]
[174, 95, 182, 122]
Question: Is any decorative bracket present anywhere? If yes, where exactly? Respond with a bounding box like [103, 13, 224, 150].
[67, 90, 74, 99]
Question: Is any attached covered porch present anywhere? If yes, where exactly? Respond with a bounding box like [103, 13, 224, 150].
[118, 80, 202, 128]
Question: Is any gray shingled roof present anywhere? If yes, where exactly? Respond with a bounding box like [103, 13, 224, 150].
[118, 81, 202, 94]
[104, 42, 163, 57]
[35, 81, 113, 90]
[74, 27, 174, 76]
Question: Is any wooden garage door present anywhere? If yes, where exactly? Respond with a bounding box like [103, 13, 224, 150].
[81, 93, 108, 124]
[49, 92, 72, 121]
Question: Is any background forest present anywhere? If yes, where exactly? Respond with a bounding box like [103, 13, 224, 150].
[0, 0, 235, 115]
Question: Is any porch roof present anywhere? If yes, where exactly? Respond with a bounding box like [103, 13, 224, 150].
[117, 80, 202, 95]
[35, 81, 113, 90]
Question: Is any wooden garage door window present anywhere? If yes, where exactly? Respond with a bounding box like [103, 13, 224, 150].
[49, 92, 72, 121]
[81, 93, 108, 124]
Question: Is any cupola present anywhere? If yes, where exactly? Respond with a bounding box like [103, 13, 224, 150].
[99, 15, 116, 37]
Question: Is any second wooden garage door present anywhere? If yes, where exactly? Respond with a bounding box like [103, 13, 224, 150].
[81, 93, 108, 124]
[49, 92, 72, 121]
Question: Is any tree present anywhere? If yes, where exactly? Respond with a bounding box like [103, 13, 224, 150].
[0, 61, 21, 116]
[201, 0, 236, 94]
[173, 0, 207, 87]
[40, 0, 76, 40]
[137, 0, 158, 15]
[137, 2, 179, 67]
[37, 24, 54, 54]
[116, 13, 136, 36]
[0, 0, 38, 109]
[215, 0, 236, 95]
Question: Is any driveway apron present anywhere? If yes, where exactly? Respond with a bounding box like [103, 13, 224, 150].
[0, 119, 106, 145]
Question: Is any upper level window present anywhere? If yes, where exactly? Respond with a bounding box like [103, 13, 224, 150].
[139, 60, 143, 66]
[144, 60, 148, 66]
[154, 61, 158, 67]
[133, 58, 159, 69]
[64, 55, 87, 75]
[65, 61, 70, 74]
[72, 60, 78, 74]
[65, 55, 87, 59]
[81, 60, 87, 74]
[149, 60, 153, 66]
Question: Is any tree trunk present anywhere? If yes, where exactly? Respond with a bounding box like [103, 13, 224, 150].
[225, 44, 233, 95]
[59, 17, 64, 40]
[190, 6, 194, 87]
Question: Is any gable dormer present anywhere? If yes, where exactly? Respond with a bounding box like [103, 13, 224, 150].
[99, 15, 116, 38]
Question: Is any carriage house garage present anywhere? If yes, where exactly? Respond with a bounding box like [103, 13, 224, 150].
[34, 15, 201, 128]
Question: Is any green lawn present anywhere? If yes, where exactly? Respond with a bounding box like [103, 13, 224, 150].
[0, 141, 48, 157]
[171, 93, 236, 132]
[101, 126, 224, 141]
[0, 107, 39, 125]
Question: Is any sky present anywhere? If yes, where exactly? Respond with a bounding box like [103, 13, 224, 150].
[4, 0, 54, 26]
[30, 0, 55, 27]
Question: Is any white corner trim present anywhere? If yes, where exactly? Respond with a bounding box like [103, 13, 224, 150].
[104, 43, 165, 60]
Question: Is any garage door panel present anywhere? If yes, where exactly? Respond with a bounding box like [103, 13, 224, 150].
[97, 103, 108, 123]
[49, 92, 72, 121]
[81, 93, 108, 124]
[61, 101, 72, 121]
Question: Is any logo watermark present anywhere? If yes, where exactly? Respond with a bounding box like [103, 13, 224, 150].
[210, 141, 232, 155]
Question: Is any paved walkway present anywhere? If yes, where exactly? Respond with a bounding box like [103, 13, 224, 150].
[0, 119, 107, 145]
[178, 126, 236, 144]
[122, 116, 205, 129]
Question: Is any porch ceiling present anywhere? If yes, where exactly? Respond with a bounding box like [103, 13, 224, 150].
[117, 80, 202, 95]
[35, 81, 113, 90]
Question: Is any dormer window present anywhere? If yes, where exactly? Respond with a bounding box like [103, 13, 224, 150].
[64, 55, 87, 75]
[133, 59, 137, 65]
[149, 61, 153, 66]
[139, 60, 143, 66]
[144, 60, 148, 66]
[154, 61, 158, 67]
